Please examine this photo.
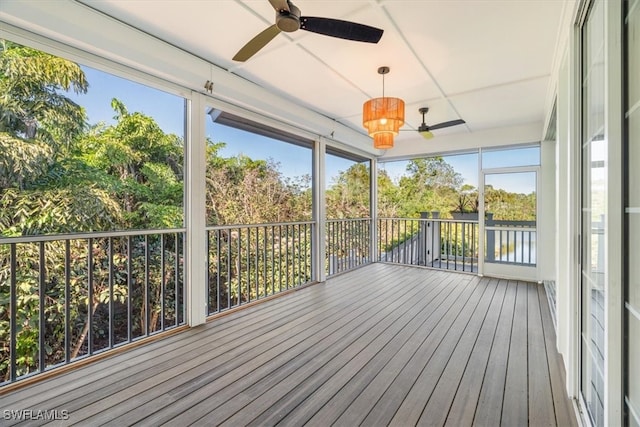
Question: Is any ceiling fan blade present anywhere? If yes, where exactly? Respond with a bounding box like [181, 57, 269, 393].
[268, 0, 290, 12]
[233, 25, 281, 62]
[428, 119, 466, 131]
[300, 17, 383, 43]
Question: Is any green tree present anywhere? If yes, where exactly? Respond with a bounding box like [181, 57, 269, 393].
[205, 141, 310, 225]
[326, 163, 370, 218]
[377, 169, 401, 217]
[0, 39, 88, 153]
[397, 158, 462, 217]
[74, 99, 184, 229]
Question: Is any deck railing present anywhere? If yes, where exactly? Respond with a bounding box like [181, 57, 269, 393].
[205, 222, 314, 314]
[326, 219, 372, 276]
[0, 229, 186, 385]
[485, 219, 537, 266]
[378, 218, 479, 272]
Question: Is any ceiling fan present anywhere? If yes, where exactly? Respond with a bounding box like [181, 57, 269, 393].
[233, 0, 384, 62]
[409, 107, 466, 139]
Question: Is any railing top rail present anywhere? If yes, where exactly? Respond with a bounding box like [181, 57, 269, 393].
[485, 226, 537, 232]
[206, 220, 315, 231]
[378, 217, 479, 224]
[326, 218, 371, 223]
[0, 228, 187, 244]
[487, 219, 536, 226]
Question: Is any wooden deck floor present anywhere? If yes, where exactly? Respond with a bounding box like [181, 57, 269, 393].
[1, 264, 577, 427]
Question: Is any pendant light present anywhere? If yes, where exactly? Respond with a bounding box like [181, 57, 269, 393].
[362, 66, 405, 149]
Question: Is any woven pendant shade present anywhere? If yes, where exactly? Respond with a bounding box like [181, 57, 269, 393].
[363, 97, 405, 149]
[372, 132, 395, 149]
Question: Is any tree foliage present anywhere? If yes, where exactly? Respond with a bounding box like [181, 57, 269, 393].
[205, 142, 311, 225]
[0, 39, 88, 152]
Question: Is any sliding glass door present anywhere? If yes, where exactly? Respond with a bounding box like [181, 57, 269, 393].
[580, 0, 606, 425]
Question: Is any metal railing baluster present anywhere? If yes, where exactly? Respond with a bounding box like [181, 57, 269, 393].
[271, 227, 275, 296]
[263, 226, 267, 297]
[206, 232, 211, 314]
[160, 235, 165, 331]
[226, 232, 231, 310]
[254, 227, 258, 299]
[216, 230, 221, 313]
[246, 227, 251, 302]
[127, 236, 132, 342]
[109, 237, 114, 348]
[145, 235, 150, 336]
[237, 228, 242, 306]
[88, 238, 94, 355]
[65, 241, 71, 363]
[10, 244, 17, 381]
[39, 241, 45, 371]
[278, 225, 282, 293]
[175, 233, 180, 324]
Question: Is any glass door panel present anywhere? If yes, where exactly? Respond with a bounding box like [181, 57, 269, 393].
[482, 170, 537, 279]
[580, 0, 606, 425]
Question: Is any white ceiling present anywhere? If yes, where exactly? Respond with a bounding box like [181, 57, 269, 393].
[5, 0, 573, 157]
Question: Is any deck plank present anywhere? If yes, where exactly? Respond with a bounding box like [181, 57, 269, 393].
[259, 273, 470, 427]
[0, 264, 577, 427]
[528, 282, 556, 426]
[415, 277, 503, 427]
[172, 268, 441, 426]
[223, 271, 452, 427]
[300, 273, 471, 427]
[443, 278, 508, 427]
[359, 276, 488, 427]
[391, 276, 498, 426]
[500, 281, 530, 427]
[473, 279, 518, 426]
[537, 284, 579, 427]
[331, 276, 480, 427]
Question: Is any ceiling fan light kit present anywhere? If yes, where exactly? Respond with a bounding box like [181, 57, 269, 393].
[363, 66, 405, 150]
[419, 129, 434, 139]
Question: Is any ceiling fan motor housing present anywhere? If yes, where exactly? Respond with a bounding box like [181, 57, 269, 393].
[276, 3, 301, 32]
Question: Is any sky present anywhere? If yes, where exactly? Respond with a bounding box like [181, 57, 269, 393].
[380, 147, 539, 195]
[69, 65, 367, 185]
[67, 64, 539, 194]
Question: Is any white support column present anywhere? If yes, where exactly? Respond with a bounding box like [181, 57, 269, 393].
[185, 93, 207, 326]
[553, 24, 582, 405]
[555, 44, 574, 383]
[539, 140, 557, 282]
[604, 1, 623, 424]
[370, 158, 379, 262]
[313, 138, 327, 283]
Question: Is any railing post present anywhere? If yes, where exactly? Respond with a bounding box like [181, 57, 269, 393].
[486, 212, 495, 262]
[431, 211, 441, 266]
[418, 212, 429, 266]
